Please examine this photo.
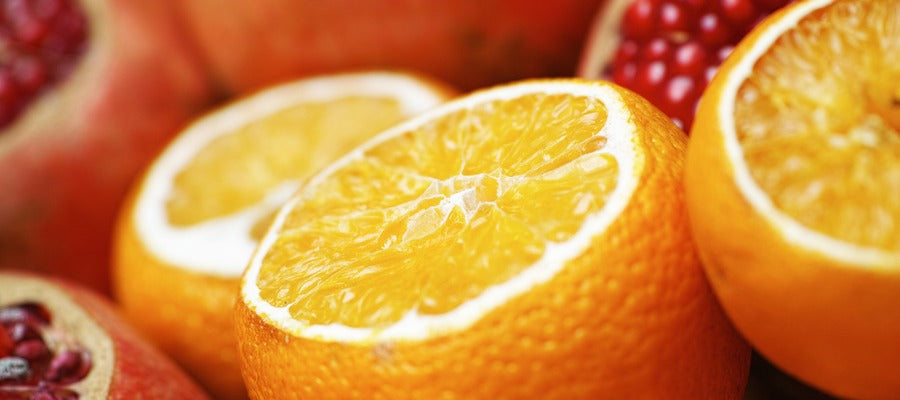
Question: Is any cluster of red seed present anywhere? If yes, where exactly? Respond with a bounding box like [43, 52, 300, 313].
[0, 303, 91, 400]
[0, 0, 88, 128]
[608, 0, 791, 129]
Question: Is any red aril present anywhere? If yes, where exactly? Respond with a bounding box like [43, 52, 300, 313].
[578, 0, 793, 130]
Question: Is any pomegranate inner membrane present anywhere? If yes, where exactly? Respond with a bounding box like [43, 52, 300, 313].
[0, 0, 89, 129]
[608, 0, 792, 130]
[0, 302, 92, 400]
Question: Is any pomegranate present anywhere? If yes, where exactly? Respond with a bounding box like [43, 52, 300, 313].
[0, 271, 210, 399]
[577, 0, 791, 130]
[177, 0, 605, 94]
[0, 0, 88, 128]
[0, 0, 212, 294]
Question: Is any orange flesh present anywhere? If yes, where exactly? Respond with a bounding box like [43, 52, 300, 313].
[735, 0, 900, 250]
[257, 94, 618, 328]
[166, 97, 406, 226]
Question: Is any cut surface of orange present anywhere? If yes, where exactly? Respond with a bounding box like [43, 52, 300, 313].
[238, 79, 750, 400]
[686, 0, 899, 398]
[113, 71, 454, 400]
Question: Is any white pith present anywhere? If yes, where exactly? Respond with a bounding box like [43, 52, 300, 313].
[242, 81, 642, 343]
[133, 72, 449, 277]
[719, 0, 900, 268]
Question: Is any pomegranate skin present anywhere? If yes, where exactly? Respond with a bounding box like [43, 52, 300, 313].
[0, 0, 213, 295]
[0, 271, 211, 399]
[178, 0, 605, 93]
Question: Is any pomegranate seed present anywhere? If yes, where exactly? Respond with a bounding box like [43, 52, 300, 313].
[33, 0, 63, 20]
[705, 66, 719, 84]
[635, 61, 668, 101]
[613, 62, 638, 87]
[672, 41, 708, 76]
[721, 0, 758, 25]
[8, 322, 40, 342]
[0, 356, 29, 381]
[614, 40, 640, 66]
[622, 0, 657, 41]
[698, 13, 732, 47]
[13, 339, 48, 361]
[717, 45, 735, 62]
[643, 38, 672, 61]
[663, 75, 700, 125]
[45, 351, 80, 382]
[659, 2, 692, 34]
[0, 304, 51, 326]
[11, 56, 48, 94]
[31, 391, 57, 400]
[0, 68, 19, 109]
[0, 328, 12, 357]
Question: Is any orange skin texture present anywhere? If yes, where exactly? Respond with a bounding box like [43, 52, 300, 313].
[0, 271, 211, 399]
[178, 0, 604, 93]
[236, 85, 750, 400]
[114, 190, 247, 400]
[685, 5, 900, 398]
[0, 0, 212, 294]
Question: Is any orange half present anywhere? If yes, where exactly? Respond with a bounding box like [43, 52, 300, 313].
[238, 79, 749, 400]
[686, 0, 900, 398]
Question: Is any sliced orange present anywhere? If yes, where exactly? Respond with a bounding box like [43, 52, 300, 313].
[236, 79, 750, 399]
[686, 0, 900, 398]
[112, 71, 454, 400]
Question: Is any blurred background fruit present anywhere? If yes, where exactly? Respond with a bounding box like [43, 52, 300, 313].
[237, 79, 750, 399]
[578, 0, 792, 129]
[0, 0, 212, 295]
[113, 71, 454, 400]
[178, 0, 604, 94]
[0, 271, 210, 399]
[686, 0, 900, 397]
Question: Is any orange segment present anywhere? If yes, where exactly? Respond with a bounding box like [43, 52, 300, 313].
[113, 72, 455, 400]
[734, 0, 900, 250]
[686, 0, 900, 398]
[238, 79, 750, 400]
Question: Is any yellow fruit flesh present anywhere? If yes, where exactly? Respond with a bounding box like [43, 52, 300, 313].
[166, 97, 406, 225]
[735, 0, 900, 250]
[258, 93, 618, 328]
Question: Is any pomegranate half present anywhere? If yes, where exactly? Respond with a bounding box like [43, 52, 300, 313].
[578, 0, 792, 130]
[0, 271, 210, 399]
[0, 0, 212, 295]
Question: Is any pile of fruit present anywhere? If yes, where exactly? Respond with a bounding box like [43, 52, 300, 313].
[1, 0, 897, 399]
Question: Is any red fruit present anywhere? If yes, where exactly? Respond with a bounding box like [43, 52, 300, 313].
[577, 0, 793, 130]
[177, 0, 604, 93]
[0, 271, 210, 399]
[0, 0, 212, 294]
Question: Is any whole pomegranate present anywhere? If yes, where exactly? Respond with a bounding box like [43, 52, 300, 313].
[178, 0, 605, 93]
[0, 0, 212, 294]
[578, 0, 792, 129]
